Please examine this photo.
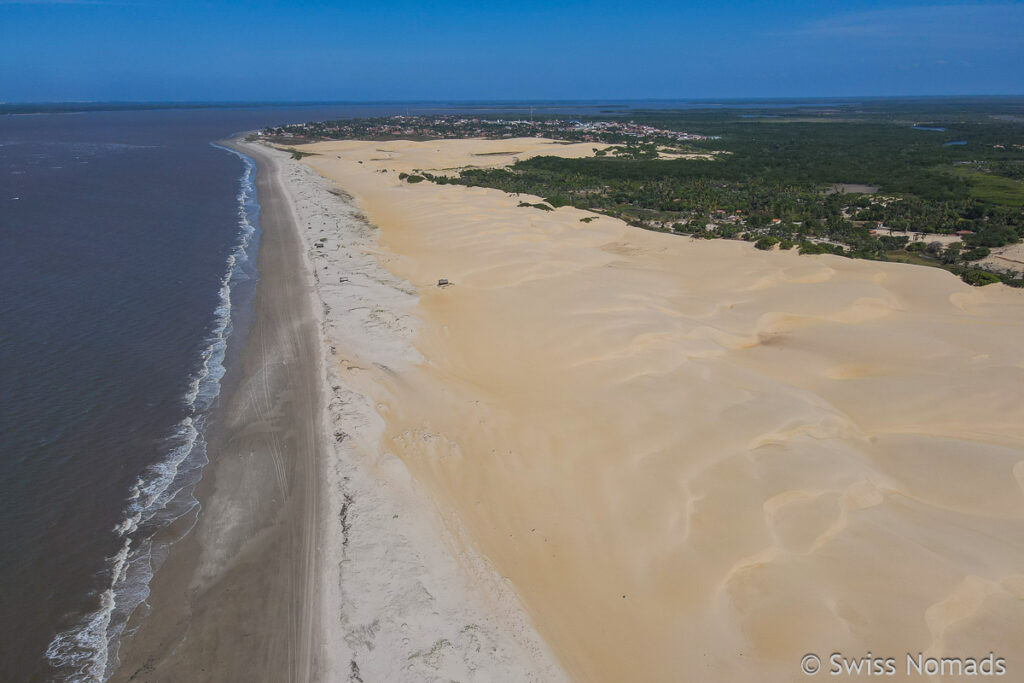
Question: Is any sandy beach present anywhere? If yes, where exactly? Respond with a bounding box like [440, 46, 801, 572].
[111, 140, 325, 682]
[108, 135, 1024, 682]
[113, 140, 565, 682]
[278, 137, 1024, 682]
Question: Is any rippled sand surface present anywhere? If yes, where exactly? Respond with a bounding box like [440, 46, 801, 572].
[300, 138, 1024, 682]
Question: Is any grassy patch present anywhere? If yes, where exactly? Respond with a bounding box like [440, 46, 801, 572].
[948, 167, 1024, 207]
[883, 250, 942, 267]
[281, 147, 316, 160]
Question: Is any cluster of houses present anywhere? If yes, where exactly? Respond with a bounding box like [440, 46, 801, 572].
[559, 120, 717, 143]
[259, 115, 716, 145]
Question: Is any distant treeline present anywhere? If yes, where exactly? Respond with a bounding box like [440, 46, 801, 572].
[285, 100, 1024, 286]
[425, 104, 1024, 286]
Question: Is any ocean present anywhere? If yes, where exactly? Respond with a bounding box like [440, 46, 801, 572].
[0, 104, 423, 682]
[1, 99, 809, 681]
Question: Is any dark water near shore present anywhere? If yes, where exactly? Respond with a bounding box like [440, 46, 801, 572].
[0, 98, 830, 681]
[0, 104, 427, 682]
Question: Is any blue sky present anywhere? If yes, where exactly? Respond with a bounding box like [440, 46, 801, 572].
[1, 0, 1021, 102]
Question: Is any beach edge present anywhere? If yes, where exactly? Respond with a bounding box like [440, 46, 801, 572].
[110, 137, 325, 682]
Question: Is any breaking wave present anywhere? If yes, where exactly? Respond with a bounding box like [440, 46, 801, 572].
[44, 144, 260, 681]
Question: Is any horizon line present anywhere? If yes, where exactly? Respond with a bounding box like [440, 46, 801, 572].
[5, 94, 1024, 107]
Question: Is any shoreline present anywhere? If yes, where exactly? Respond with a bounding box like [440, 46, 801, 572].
[112, 139, 567, 682]
[111, 139, 324, 682]
[258, 140, 568, 682]
[44, 143, 263, 682]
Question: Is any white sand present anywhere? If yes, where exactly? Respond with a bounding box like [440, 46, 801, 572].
[981, 241, 1024, 274]
[286, 137, 1024, 682]
[266, 145, 568, 682]
[306, 137, 610, 177]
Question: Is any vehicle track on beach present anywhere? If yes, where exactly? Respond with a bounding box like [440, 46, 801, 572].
[110, 141, 325, 683]
[246, 143, 323, 683]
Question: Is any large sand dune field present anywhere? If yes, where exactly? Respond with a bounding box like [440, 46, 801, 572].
[296, 138, 1024, 682]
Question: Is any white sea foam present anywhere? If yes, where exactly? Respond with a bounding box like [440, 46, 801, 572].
[44, 144, 260, 681]
[44, 539, 131, 681]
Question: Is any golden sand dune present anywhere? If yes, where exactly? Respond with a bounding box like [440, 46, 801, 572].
[312, 137, 610, 177]
[298, 138, 1024, 682]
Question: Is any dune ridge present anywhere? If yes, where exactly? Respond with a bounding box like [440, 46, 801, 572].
[297, 138, 1024, 682]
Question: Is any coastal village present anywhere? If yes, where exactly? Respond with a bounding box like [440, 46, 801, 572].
[260, 114, 716, 146]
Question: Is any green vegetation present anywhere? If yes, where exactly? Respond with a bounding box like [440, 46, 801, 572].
[962, 246, 990, 261]
[277, 99, 1024, 286]
[398, 172, 425, 183]
[960, 269, 1002, 286]
[949, 167, 1024, 207]
[427, 105, 1024, 285]
[281, 147, 316, 160]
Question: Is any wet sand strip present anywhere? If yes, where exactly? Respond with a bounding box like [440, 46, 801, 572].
[112, 140, 323, 683]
